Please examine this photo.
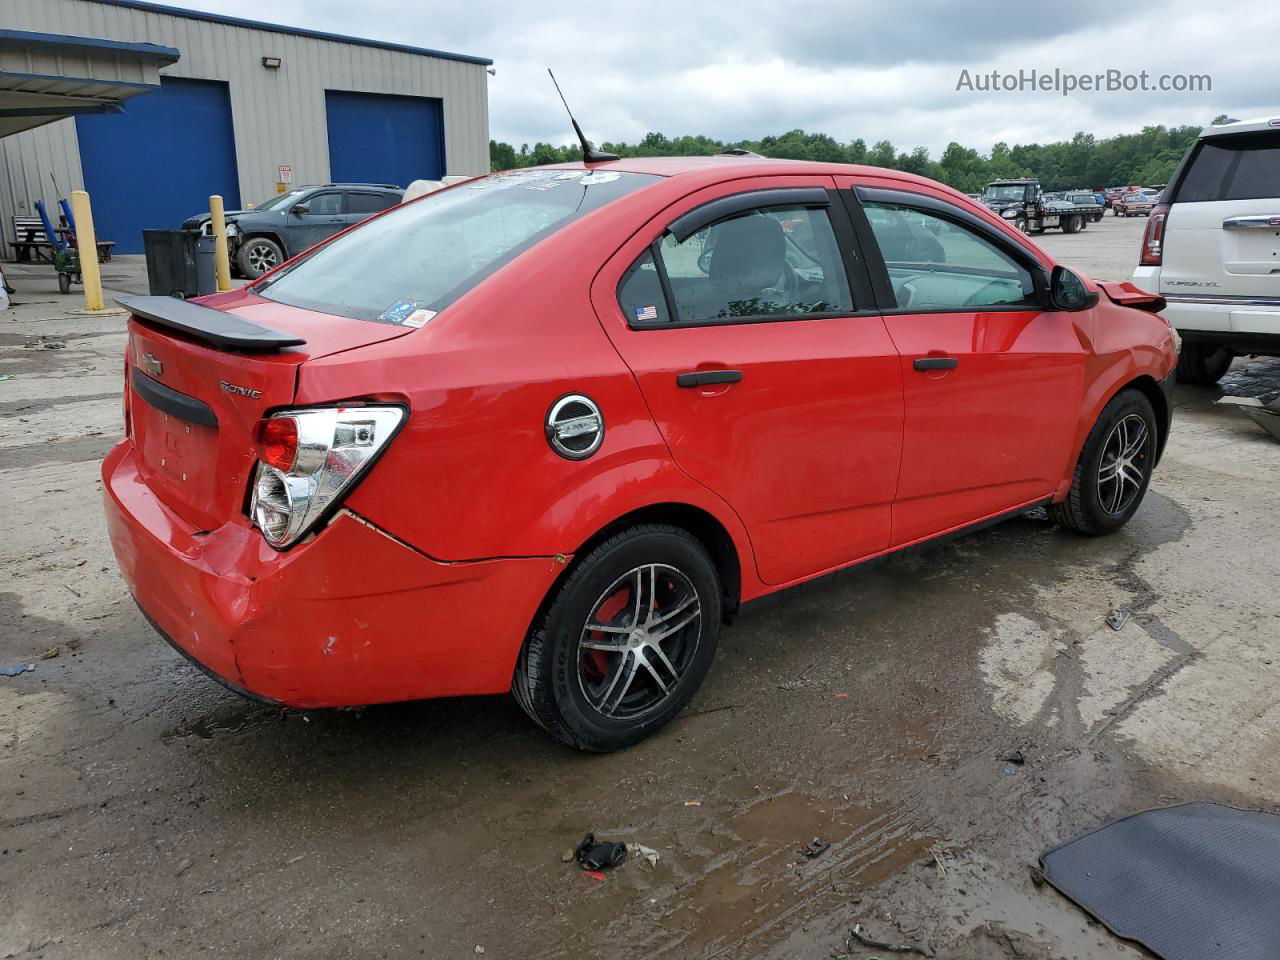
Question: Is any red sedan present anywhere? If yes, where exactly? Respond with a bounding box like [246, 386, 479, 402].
[103, 157, 1178, 751]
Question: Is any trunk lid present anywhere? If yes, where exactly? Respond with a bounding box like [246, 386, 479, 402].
[124, 288, 412, 532]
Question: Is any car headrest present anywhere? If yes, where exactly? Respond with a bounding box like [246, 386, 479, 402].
[709, 215, 785, 291]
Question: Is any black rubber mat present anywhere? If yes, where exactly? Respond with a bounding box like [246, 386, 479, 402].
[1040, 802, 1280, 960]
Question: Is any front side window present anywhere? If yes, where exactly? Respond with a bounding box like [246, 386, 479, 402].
[304, 192, 343, 216]
[625, 204, 853, 327]
[863, 202, 1036, 310]
[258, 169, 660, 322]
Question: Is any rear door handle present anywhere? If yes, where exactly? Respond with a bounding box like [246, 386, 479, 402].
[1222, 215, 1280, 230]
[913, 357, 958, 371]
[676, 369, 743, 388]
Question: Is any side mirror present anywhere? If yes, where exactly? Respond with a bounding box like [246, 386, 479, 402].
[291, 202, 309, 216]
[1049, 265, 1100, 312]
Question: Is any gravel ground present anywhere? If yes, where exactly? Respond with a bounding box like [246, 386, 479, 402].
[2, 214, 1278, 959]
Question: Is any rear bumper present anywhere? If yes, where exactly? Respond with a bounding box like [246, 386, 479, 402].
[1131, 268, 1280, 344]
[102, 441, 564, 708]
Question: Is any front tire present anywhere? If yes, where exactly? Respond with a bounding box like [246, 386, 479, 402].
[1176, 342, 1233, 385]
[236, 236, 284, 279]
[1050, 390, 1158, 536]
[512, 525, 722, 752]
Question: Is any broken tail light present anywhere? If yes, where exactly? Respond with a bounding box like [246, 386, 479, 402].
[248, 406, 405, 548]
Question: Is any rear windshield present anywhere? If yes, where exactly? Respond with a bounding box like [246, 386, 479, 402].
[1175, 132, 1280, 202]
[255, 169, 660, 323]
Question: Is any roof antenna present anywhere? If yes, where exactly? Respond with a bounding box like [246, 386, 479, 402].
[547, 68, 619, 164]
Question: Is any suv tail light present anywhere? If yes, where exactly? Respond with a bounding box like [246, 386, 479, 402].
[248, 406, 405, 548]
[1140, 203, 1169, 266]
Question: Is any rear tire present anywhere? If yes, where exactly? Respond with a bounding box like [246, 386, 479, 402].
[512, 524, 722, 752]
[1175, 342, 1233, 385]
[1063, 215, 1083, 234]
[1049, 390, 1157, 536]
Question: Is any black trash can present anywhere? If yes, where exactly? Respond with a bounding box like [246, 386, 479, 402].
[143, 229, 215, 298]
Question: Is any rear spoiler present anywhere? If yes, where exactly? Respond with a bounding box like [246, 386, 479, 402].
[116, 295, 306, 351]
[1097, 281, 1166, 314]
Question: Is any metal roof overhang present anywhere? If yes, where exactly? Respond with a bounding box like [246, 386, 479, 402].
[0, 29, 180, 138]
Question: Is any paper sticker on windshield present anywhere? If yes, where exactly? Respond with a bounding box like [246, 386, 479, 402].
[378, 299, 418, 323]
[579, 171, 620, 185]
[402, 309, 436, 329]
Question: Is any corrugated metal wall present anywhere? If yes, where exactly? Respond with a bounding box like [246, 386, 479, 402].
[0, 0, 490, 250]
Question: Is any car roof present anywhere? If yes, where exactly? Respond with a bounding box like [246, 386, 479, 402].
[1201, 115, 1280, 138]
[536, 155, 976, 198]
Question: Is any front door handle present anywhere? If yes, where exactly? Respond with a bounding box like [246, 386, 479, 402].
[913, 357, 958, 371]
[676, 369, 743, 388]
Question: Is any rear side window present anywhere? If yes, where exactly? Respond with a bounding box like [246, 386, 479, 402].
[257, 169, 659, 322]
[625, 204, 853, 327]
[863, 202, 1035, 310]
[348, 192, 394, 214]
[1176, 133, 1280, 202]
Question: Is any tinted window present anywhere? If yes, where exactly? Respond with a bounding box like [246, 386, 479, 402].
[348, 192, 393, 214]
[305, 192, 343, 216]
[864, 202, 1035, 309]
[1177, 132, 1280, 202]
[258, 169, 659, 322]
[618, 250, 672, 325]
[635, 205, 852, 326]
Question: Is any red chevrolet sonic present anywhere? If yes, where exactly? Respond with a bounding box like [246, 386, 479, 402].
[104, 157, 1177, 751]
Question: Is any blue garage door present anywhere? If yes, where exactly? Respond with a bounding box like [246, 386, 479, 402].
[77, 77, 240, 254]
[325, 91, 444, 187]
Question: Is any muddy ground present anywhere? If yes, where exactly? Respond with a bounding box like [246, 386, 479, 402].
[2, 215, 1278, 959]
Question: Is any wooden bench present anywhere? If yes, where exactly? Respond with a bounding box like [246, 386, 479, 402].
[7, 216, 116, 263]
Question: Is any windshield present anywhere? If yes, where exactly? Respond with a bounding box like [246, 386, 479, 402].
[983, 185, 1027, 201]
[257, 169, 659, 323]
[253, 190, 304, 212]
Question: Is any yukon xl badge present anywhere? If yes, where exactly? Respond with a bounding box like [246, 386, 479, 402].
[219, 380, 262, 399]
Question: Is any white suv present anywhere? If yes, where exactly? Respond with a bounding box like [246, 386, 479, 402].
[1132, 116, 1280, 383]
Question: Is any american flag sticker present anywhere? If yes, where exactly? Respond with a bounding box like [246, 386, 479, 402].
[635, 305, 658, 321]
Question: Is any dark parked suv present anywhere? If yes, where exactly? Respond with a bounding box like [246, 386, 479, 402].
[182, 183, 403, 278]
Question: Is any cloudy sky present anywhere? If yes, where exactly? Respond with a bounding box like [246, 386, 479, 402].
[186, 0, 1275, 155]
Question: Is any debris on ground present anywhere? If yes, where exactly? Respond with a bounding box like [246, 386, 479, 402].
[847, 922, 932, 956]
[684, 800, 701, 807]
[800, 837, 831, 859]
[573, 833, 627, 872]
[1217, 394, 1280, 442]
[1106, 607, 1131, 631]
[626, 843, 660, 868]
[1, 663, 35, 677]
[1003, 750, 1025, 766]
[37, 646, 60, 660]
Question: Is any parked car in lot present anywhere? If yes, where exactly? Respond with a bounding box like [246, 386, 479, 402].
[106, 157, 1178, 751]
[1066, 191, 1106, 221]
[182, 183, 403, 279]
[1115, 191, 1160, 217]
[1132, 115, 1280, 383]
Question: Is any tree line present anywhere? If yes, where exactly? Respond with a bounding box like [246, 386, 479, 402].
[489, 121, 1209, 193]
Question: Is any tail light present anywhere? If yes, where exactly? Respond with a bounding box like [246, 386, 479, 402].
[248, 406, 405, 548]
[1139, 204, 1169, 266]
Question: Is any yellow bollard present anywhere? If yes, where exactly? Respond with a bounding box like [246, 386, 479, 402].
[69, 190, 104, 311]
[209, 194, 232, 292]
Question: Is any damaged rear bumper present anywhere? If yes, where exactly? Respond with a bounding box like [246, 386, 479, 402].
[102, 440, 564, 708]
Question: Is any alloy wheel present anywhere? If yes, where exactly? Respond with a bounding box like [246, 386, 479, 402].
[1098, 413, 1150, 515]
[247, 243, 279, 274]
[577, 563, 702, 721]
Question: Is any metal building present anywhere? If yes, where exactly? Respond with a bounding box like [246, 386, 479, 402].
[1, 0, 491, 252]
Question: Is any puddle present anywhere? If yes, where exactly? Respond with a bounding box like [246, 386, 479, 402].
[550, 792, 932, 959]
